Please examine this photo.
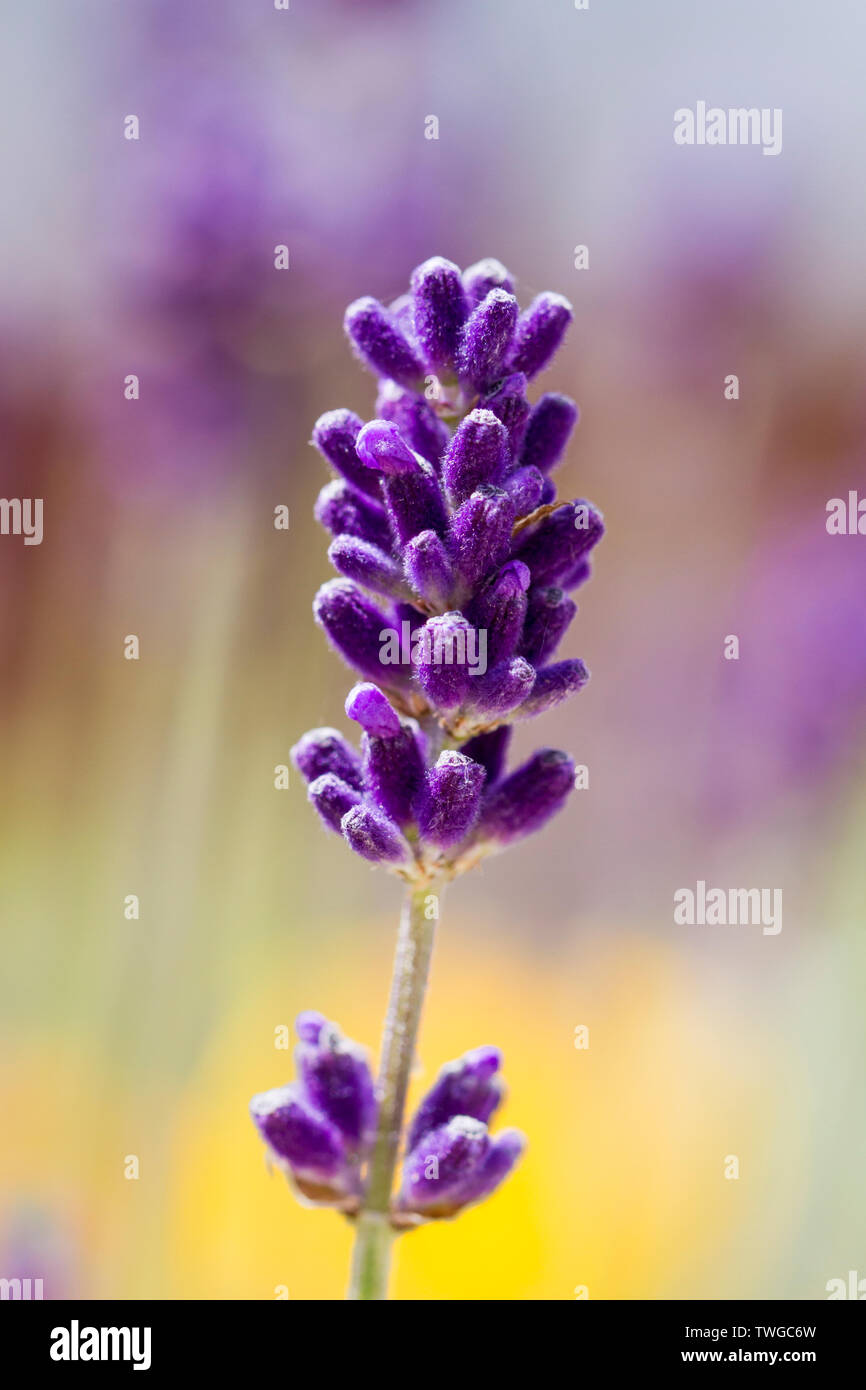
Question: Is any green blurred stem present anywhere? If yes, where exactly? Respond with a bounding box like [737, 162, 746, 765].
[347, 877, 442, 1300]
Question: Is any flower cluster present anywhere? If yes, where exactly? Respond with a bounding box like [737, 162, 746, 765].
[294, 255, 604, 882]
[252, 258, 603, 1242]
[250, 1013, 523, 1225]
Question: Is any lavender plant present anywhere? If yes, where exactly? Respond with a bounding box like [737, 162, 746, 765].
[249, 257, 604, 1299]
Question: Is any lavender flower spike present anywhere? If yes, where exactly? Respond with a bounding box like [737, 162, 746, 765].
[252, 256, 603, 1299]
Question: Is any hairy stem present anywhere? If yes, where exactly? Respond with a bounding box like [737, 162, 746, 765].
[347, 877, 443, 1300]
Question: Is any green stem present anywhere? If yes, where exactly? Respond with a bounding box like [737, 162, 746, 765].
[347, 877, 443, 1300]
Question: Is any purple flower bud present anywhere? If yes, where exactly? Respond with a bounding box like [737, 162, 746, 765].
[413, 612, 480, 711]
[559, 555, 592, 590]
[295, 1010, 328, 1045]
[503, 464, 545, 517]
[410, 256, 469, 371]
[509, 292, 573, 380]
[382, 463, 448, 545]
[376, 382, 450, 468]
[294, 1014, 377, 1151]
[456, 288, 519, 392]
[400, 1116, 490, 1216]
[520, 585, 577, 665]
[314, 479, 392, 552]
[307, 773, 363, 833]
[468, 562, 530, 665]
[453, 1128, 525, 1210]
[404, 529, 456, 609]
[345, 682, 402, 739]
[450, 485, 516, 590]
[344, 296, 424, 388]
[362, 724, 426, 828]
[417, 750, 486, 849]
[328, 535, 408, 600]
[407, 1045, 503, 1151]
[341, 802, 412, 865]
[475, 748, 575, 847]
[355, 419, 422, 477]
[249, 1083, 348, 1183]
[513, 500, 604, 587]
[441, 409, 509, 508]
[461, 726, 511, 785]
[540, 476, 557, 505]
[520, 394, 578, 475]
[518, 659, 590, 719]
[313, 579, 409, 688]
[462, 257, 515, 307]
[291, 726, 364, 791]
[311, 408, 382, 498]
[470, 656, 535, 719]
[481, 372, 531, 457]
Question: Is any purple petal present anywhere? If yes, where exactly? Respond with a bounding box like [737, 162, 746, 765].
[410, 256, 469, 371]
[311, 408, 382, 498]
[294, 1016, 377, 1151]
[413, 612, 480, 711]
[461, 726, 512, 785]
[344, 296, 424, 388]
[328, 534, 408, 600]
[407, 1045, 503, 1150]
[417, 750, 486, 849]
[520, 585, 577, 665]
[513, 500, 604, 586]
[475, 747, 575, 847]
[400, 1116, 490, 1215]
[345, 682, 402, 739]
[291, 726, 363, 791]
[362, 724, 426, 828]
[341, 802, 411, 864]
[509, 292, 573, 380]
[467, 561, 530, 665]
[313, 579, 410, 688]
[382, 463, 448, 545]
[249, 1083, 347, 1180]
[480, 372, 531, 458]
[469, 656, 535, 719]
[314, 479, 392, 552]
[520, 394, 579, 474]
[454, 1128, 525, 1210]
[450, 485, 516, 590]
[441, 408, 509, 508]
[517, 658, 590, 719]
[456, 288, 519, 392]
[355, 419, 422, 477]
[404, 529, 456, 609]
[376, 382, 450, 468]
[307, 773, 363, 833]
[462, 257, 515, 307]
[503, 465, 545, 517]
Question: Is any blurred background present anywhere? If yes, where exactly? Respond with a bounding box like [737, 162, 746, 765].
[1, 0, 865, 1300]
